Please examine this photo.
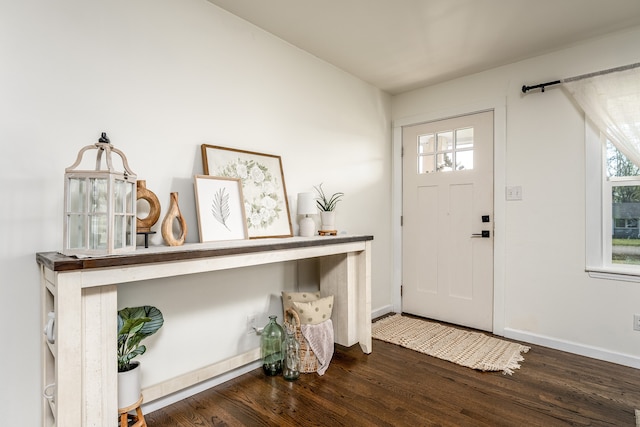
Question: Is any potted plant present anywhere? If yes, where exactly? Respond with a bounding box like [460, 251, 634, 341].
[117, 305, 164, 409]
[314, 183, 344, 231]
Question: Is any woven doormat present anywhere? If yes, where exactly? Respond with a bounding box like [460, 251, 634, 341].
[372, 314, 530, 375]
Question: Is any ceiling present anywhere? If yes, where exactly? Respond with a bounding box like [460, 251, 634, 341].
[207, 0, 640, 95]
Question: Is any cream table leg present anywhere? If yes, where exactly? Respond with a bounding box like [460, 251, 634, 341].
[357, 241, 372, 354]
[54, 272, 83, 426]
[83, 285, 117, 426]
[319, 244, 372, 353]
[320, 253, 356, 347]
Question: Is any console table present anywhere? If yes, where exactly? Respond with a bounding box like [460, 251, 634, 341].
[37, 235, 373, 427]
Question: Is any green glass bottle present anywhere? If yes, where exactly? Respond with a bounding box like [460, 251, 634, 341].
[261, 315, 284, 376]
[282, 324, 300, 381]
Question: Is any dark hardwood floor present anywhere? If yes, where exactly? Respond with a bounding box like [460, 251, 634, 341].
[146, 321, 640, 426]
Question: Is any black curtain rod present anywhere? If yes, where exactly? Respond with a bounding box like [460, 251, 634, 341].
[521, 62, 640, 94]
[521, 80, 561, 93]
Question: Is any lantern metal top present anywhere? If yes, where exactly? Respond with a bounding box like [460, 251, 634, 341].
[65, 132, 137, 178]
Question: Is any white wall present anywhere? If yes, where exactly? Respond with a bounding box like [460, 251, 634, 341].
[0, 1, 392, 424]
[393, 26, 640, 366]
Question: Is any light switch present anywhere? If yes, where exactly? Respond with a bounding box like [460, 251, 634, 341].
[506, 186, 522, 201]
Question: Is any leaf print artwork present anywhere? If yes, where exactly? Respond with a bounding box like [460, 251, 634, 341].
[194, 175, 247, 242]
[211, 187, 231, 231]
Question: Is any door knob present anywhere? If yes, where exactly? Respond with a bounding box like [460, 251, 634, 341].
[471, 230, 490, 238]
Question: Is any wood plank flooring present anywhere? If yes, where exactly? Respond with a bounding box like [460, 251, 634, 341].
[146, 319, 640, 426]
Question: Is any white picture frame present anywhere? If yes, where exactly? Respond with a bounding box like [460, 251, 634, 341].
[194, 175, 248, 242]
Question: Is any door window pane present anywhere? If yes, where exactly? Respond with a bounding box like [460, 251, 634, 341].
[418, 154, 435, 174]
[436, 153, 453, 172]
[437, 131, 453, 151]
[456, 128, 474, 149]
[456, 150, 474, 170]
[419, 134, 435, 154]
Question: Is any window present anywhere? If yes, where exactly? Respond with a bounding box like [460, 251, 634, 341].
[587, 124, 640, 278]
[417, 127, 474, 173]
[578, 65, 640, 279]
[605, 141, 640, 266]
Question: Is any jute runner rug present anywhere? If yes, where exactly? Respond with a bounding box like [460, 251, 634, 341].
[372, 314, 530, 375]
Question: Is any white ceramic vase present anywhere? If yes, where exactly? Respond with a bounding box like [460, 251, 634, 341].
[299, 215, 316, 237]
[320, 211, 336, 231]
[118, 361, 141, 409]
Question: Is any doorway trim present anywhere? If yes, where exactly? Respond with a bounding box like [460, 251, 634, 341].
[391, 97, 507, 335]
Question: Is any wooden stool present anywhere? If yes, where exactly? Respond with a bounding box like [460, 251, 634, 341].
[119, 395, 146, 427]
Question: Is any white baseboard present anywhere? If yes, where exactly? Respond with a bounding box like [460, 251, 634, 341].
[141, 360, 262, 414]
[504, 328, 640, 369]
[372, 305, 394, 320]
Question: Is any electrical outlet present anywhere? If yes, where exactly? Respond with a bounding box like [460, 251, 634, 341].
[247, 315, 258, 335]
[634, 314, 640, 331]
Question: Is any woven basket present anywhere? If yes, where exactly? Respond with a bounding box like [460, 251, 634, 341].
[284, 308, 319, 373]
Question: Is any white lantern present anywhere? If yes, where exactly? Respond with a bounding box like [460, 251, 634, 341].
[63, 132, 137, 255]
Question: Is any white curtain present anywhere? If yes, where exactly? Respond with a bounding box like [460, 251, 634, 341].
[563, 65, 640, 167]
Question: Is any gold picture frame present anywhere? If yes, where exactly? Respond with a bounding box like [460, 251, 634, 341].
[201, 144, 293, 238]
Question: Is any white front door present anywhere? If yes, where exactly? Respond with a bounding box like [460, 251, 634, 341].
[402, 110, 494, 331]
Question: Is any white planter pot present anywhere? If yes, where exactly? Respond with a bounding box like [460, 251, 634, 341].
[118, 361, 141, 409]
[320, 211, 336, 231]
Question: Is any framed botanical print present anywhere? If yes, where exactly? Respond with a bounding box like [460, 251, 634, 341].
[201, 144, 293, 238]
[194, 175, 248, 242]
